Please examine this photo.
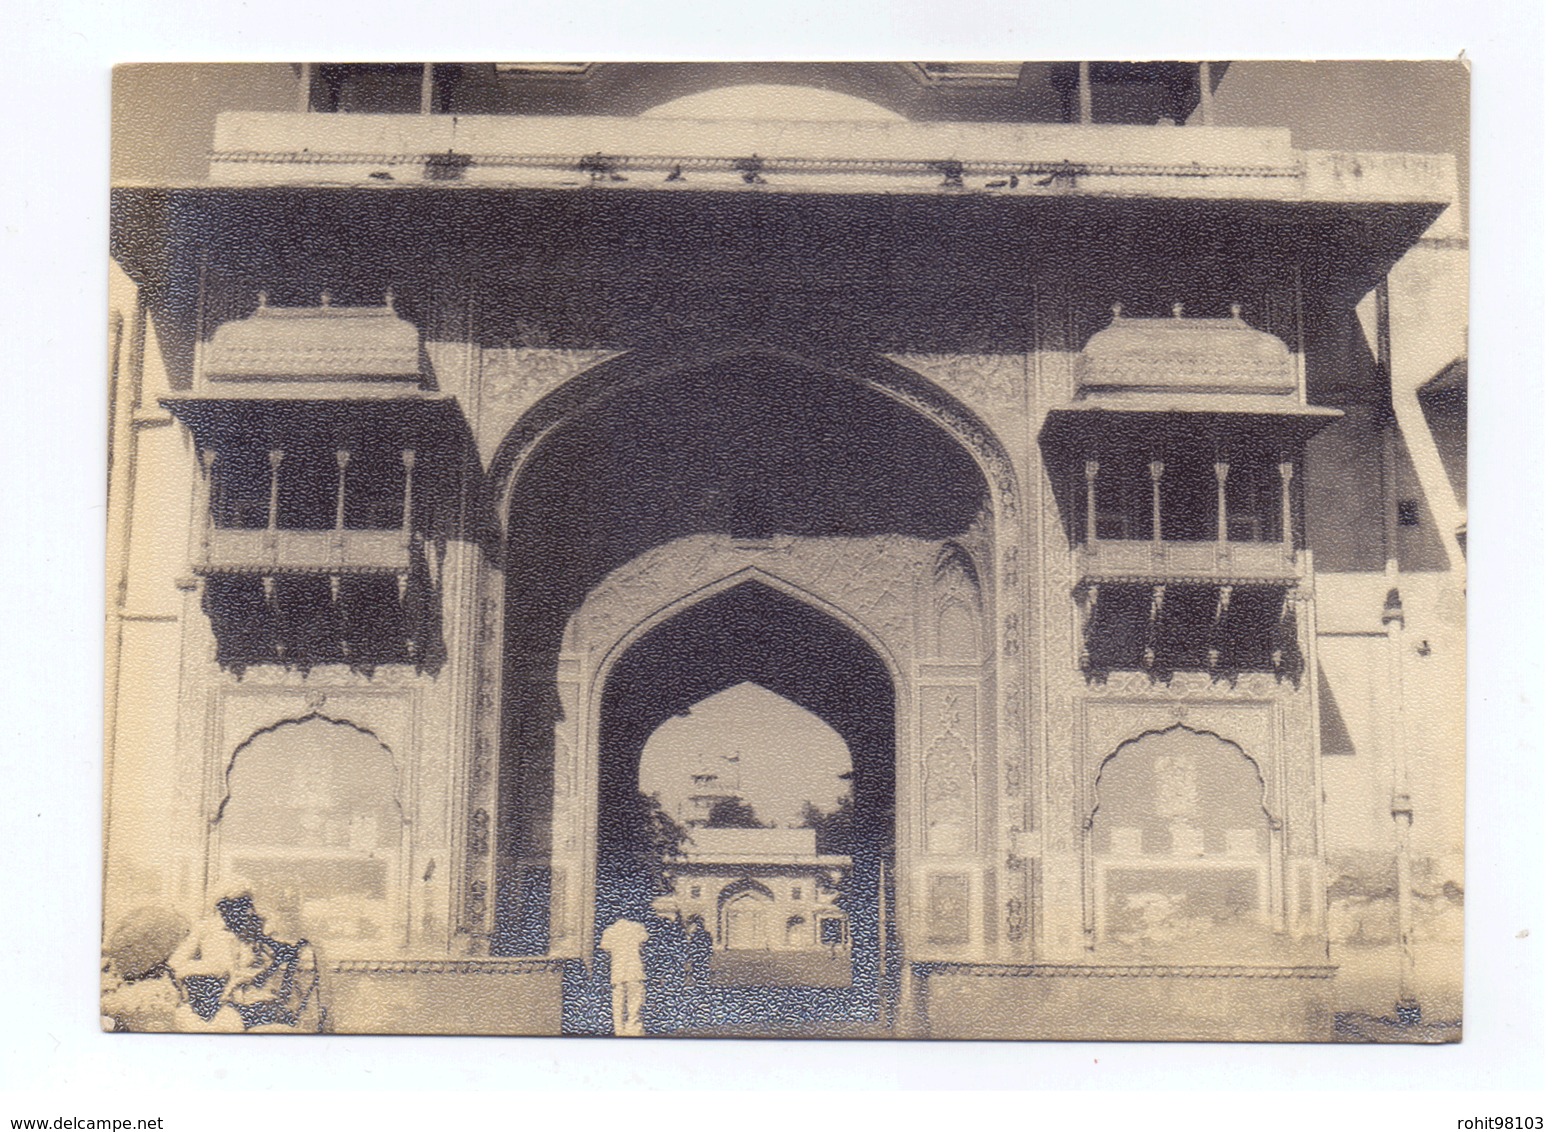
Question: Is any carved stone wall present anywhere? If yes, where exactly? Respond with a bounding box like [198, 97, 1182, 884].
[565, 534, 933, 670]
[920, 682, 978, 855]
[466, 348, 1030, 966]
[545, 530, 1013, 962]
[888, 354, 1028, 425]
[473, 347, 621, 465]
[200, 672, 429, 957]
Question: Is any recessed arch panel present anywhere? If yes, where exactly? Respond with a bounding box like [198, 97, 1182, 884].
[214, 715, 405, 952]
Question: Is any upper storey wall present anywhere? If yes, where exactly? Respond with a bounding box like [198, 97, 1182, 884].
[200, 109, 1458, 222]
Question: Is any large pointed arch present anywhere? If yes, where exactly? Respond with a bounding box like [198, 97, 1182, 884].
[484, 342, 1020, 547]
[591, 575, 903, 852]
[476, 336, 1020, 999]
[577, 573, 902, 1030]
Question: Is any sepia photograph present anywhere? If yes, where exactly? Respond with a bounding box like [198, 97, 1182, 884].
[102, 59, 1471, 1042]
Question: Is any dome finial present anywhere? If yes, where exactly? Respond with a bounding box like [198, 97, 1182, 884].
[1172, 301, 1185, 319]
[1111, 302, 1124, 320]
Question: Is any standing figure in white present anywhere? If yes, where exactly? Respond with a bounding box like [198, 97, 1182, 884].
[598, 918, 649, 1036]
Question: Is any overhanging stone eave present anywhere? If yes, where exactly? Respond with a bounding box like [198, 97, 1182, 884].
[161, 393, 477, 459]
[109, 182, 1450, 301]
[1040, 399, 1344, 453]
[210, 109, 1303, 176]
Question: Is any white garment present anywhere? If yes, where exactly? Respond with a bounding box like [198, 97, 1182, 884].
[599, 919, 648, 983]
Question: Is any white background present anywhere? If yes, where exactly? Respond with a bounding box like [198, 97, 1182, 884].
[0, 0, 1545, 1122]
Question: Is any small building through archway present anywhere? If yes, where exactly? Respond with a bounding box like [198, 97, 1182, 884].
[587, 580, 897, 1033]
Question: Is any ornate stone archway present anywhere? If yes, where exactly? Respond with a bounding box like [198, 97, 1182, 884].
[463, 345, 1031, 969]
[554, 554, 912, 957]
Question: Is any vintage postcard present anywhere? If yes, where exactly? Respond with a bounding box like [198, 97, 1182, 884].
[104, 61, 1466, 1040]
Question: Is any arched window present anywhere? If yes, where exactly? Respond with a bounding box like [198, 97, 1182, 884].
[216, 718, 402, 952]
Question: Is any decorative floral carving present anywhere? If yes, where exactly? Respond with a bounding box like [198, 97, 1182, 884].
[466, 572, 502, 935]
[482, 348, 620, 414]
[1033, 443, 1081, 854]
[1006, 894, 1026, 944]
[470, 735, 491, 796]
[468, 879, 487, 926]
[1003, 613, 1021, 657]
[887, 354, 1026, 421]
[468, 808, 489, 856]
[1085, 669, 1283, 702]
[475, 348, 621, 464]
[922, 685, 975, 855]
[570, 534, 934, 667]
[881, 385, 1017, 512]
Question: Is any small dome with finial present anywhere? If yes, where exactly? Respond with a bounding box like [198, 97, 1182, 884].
[204, 289, 421, 383]
[1079, 300, 1297, 395]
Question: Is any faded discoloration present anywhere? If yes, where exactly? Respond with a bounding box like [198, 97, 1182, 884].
[105, 61, 1466, 1040]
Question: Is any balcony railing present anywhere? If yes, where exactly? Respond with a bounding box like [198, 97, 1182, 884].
[1080, 538, 1298, 585]
[200, 528, 411, 575]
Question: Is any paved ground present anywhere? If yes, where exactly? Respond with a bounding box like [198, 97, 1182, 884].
[1333, 1011, 1463, 1043]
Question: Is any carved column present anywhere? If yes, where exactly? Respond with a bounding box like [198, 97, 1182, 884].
[459, 563, 504, 954]
[1149, 458, 1164, 552]
[916, 678, 981, 957]
[1279, 460, 1295, 562]
[266, 449, 283, 533]
[1084, 459, 1099, 550]
[1215, 460, 1230, 549]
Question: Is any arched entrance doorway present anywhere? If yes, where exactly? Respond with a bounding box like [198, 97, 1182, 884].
[580, 579, 899, 1034]
[486, 347, 1013, 1033]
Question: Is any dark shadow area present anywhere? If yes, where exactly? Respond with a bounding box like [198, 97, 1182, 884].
[1418, 365, 1466, 510]
[112, 185, 1441, 392]
[1317, 664, 1357, 756]
[1079, 583, 1299, 683]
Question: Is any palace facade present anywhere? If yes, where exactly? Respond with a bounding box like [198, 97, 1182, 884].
[105, 62, 1467, 1039]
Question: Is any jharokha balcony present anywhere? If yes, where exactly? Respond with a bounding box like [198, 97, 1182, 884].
[1076, 457, 1300, 587]
[1068, 457, 1304, 678]
[195, 448, 419, 578]
[158, 294, 476, 672]
[1036, 301, 1339, 678]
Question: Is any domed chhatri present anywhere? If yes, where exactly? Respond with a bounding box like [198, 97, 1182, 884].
[1080, 302, 1297, 395]
[204, 291, 420, 383]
